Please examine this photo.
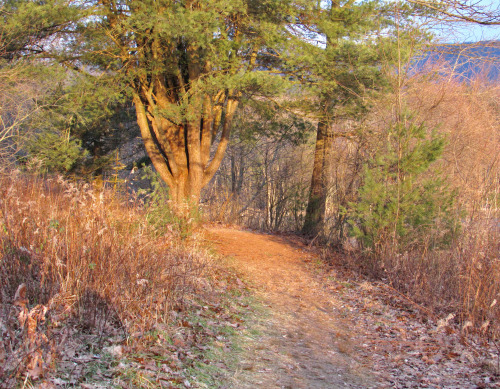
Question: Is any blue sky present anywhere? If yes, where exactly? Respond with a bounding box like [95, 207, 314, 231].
[436, 21, 499, 43]
[437, 25, 498, 43]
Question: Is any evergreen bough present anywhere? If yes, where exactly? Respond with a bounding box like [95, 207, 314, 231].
[25, 130, 88, 174]
[348, 114, 459, 253]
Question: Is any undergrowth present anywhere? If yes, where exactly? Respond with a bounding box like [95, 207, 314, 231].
[140, 165, 202, 240]
[0, 170, 212, 386]
[346, 210, 500, 340]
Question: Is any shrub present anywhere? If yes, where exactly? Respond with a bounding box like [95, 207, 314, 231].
[24, 130, 88, 174]
[347, 114, 460, 254]
[366, 214, 500, 339]
[140, 165, 202, 239]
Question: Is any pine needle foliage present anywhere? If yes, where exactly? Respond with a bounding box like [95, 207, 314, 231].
[347, 113, 459, 253]
[24, 129, 88, 174]
[64, 0, 312, 204]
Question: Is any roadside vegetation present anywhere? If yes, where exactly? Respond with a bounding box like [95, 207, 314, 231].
[207, 60, 499, 341]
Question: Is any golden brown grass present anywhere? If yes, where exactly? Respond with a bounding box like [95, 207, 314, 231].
[0, 170, 212, 383]
[356, 212, 500, 339]
[341, 67, 500, 338]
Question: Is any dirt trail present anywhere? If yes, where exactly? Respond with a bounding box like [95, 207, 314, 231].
[206, 226, 378, 388]
[206, 226, 499, 389]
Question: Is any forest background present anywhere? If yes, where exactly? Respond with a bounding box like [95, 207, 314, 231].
[0, 0, 498, 386]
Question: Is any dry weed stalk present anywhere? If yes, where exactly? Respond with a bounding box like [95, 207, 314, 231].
[370, 214, 499, 340]
[458, 214, 500, 337]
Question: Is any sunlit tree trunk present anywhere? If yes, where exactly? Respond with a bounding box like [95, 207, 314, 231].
[133, 92, 239, 207]
[302, 119, 332, 237]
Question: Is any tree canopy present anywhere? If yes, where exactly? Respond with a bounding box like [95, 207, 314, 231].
[1, 0, 458, 210]
[33, 0, 312, 204]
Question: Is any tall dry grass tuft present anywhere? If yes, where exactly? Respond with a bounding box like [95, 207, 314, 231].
[344, 66, 500, 338]
[457, 215, 500, 337]
[0, 170, 211, 382]
[365, 213, 499, 338]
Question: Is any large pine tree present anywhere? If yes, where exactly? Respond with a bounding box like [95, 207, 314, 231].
[287, 0, 386, 237]
[50, 0, 312, 205]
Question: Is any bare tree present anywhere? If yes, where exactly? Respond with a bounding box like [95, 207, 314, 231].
[0, 66, 36, 164]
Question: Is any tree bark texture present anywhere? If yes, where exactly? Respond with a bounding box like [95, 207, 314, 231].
[302, 120, 333, 237]
[133, 92, 239, 205]
[95, 0, 258, 206]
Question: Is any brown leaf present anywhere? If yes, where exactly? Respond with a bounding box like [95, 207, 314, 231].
[18, 308, 28, 327]
[27, 353, 44, 380]
[27, 365, 44, 380]
[27, 315, 38, 343]
[173, 337, 186, 348]
[14, 283, 28, 307]
[133, 357, 145, 364]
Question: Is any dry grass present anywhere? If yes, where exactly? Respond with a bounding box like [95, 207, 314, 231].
[341, 68, 500, 338]
[359, 212, 500, 339]
[0, 170, 212, 383]
[456, 215, 500, 336]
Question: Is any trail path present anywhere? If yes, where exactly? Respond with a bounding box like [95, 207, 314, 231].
[206, 226, 499, 389]
[207, 226, 374, 388]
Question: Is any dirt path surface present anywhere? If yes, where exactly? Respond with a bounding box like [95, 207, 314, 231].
[206, 226, 499, 389]
[206, 226, 376, 388]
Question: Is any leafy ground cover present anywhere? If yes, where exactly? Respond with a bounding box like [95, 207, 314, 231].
[205, 226, 500, 388]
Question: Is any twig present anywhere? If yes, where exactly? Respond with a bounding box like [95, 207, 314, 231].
[307, 232, 321, 248]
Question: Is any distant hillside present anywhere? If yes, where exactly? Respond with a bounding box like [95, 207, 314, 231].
[415, 41, 499, 82]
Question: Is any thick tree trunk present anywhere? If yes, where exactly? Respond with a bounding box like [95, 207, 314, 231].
[133, 92, 238, 208]
[302, 119, 332, 237]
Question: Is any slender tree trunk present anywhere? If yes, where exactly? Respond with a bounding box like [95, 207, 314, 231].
[302, 119, 332, 237]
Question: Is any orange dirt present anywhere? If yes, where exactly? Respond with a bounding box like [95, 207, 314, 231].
[204, 226, 498, 389]
[205, 226, 378, 388]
